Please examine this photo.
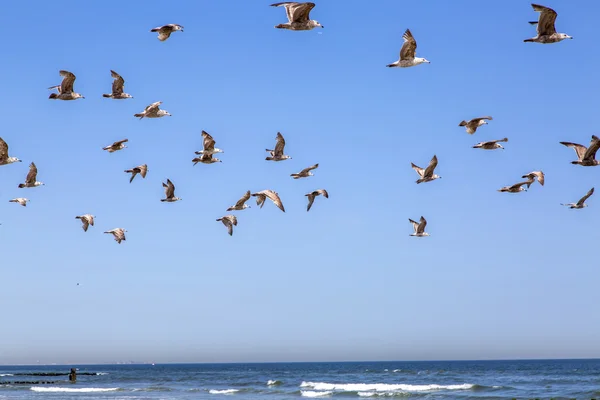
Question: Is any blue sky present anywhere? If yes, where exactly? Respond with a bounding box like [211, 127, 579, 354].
[1, 0, 599, 365]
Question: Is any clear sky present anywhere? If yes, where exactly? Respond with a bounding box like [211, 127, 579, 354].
[1, 0, 599, 365]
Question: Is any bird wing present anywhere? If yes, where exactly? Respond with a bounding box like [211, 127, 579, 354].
[145, 101, 162, 114]
[274, 132, 286, 156]
[583, 135, 600, 161]
[423, 155, 438, 177]
[475, 116, 493, 122]
[25, 162, 37, 185]
[157, 27, 173, 41]
[300, 163, 319, 175]
[408, 218, 419, 232]
[164, 179, 175, 198]
[577, 187, 594, 206]
[87, 215, 95, 226]
[399, 29, 417, 60]
[532, 3, 557, 35]
[411, 163, 424, 178]
[560, 141, 587, 161]
[202, 131, 216, 151]
[139, 164, 148, 178]
[114, 138, 128, 146]
[235, 190, 251, 208]
[306, 193, 315, 212]
[59, 70, 76, 93]
[493, 137, 509, 143]
[271, 2, 298, 23]
[0, 137, 8, 163]
[316, 189, 329, 198]
[417, 216, 427, 234]
[81, 218, 90, 232]
[290, 2, 315, 22]
[228, 215, 238, 226]
[110, 70, 125, 94]
[511, 180, 530, 190]
[264, 190, 285, 212]
[116, 229, 126, 241]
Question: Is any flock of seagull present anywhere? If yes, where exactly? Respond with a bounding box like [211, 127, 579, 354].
[0, 2, 594, 240]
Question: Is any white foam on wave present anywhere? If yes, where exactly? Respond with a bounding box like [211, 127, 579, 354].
[96, 372, 109, 375]
[300, 382, 473, 392]
[30, 387, 118, 393]
[209, 389, 239, 394]
[301, 390, 333, 397]
[0, 374, 13, 377]
[267, 380, 282, 386]
[392, 370, 401, 373]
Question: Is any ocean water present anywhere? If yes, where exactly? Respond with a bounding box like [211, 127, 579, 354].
[1, 360, 599, 399]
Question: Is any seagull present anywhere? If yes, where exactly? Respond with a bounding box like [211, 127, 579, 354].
[473, 138, 508, 150]
[291, 164, 319, 179]
[18, 162, 44, 188]
[386, 29, 430, 68]
[562, 187, 594, 209]
[104, 228, 126, 244]
[9, 198, 29, 207]
[306, 189, 328, 212]
[48, 70, 84, 100]
[0, 137, 22, 165]
[560, 135, 600, 166]
[161, 179, 182, 202]
[103, 139, 128, 153]
[134, 101, 171, 119]
[411, 155, 441, 184]
[459, 116, 493, 134]
[150, 24, 184, 41]
[75, 214, 95, 232]
[498, 180, 531, 193]
[216, 215, 238, 236]
[266, 132, 291, 161]
[102, 70, 133, 99]
[409, 216, 429, 237]
[124, 164, 148, 183]
[194, 131, 223, 156]
[227, 190, 251, 211]
[271, 2, 323, 30]
[522, 170, 545, 186]
[524, 4, 572, 44]
[251, 190, 285, 212]
[192, 152, 222, 165]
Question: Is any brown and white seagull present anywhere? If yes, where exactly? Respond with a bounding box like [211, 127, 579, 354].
[411, 155, 441, 184]
[124, 164, 148, 183]
[103, 139, 128, 153]
[134, 101, 171, 119]
[227, 191, 251, 211]
[251, 190, 285, 212]
[560, 135, 600, 166]
[266, 132, 291, 161]
[498, 180, 531, 193]
[306, 189, 328, 212]
[473, 138, 507, 150]
[9, 198, 29, 207]
[291, 164, 318, 179]
[150, 24, 184, 41]
[0, 137, 21, 165]
[18, 162, 44, 188]
[192, 152, 222, 165]
[75, 214, 95, 232]
[522, 171, 545, 186]
[409, 216, 429, 237]
[562, 187, 594, 209]
[161, 179, 182, 202]
[386, 29, 430, 68]
[524, 4, 572, 44]
[104, 228, 126, 244]
[459, 116, 493, 134]
[271, 2, 323, 30]
[102, 70, 133, 99]
[216, 215, 238, 236]
[48, 70, 85, 100]
[195, 131, 224, 156]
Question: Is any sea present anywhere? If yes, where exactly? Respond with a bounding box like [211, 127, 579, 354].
[0, 360, 599, 400]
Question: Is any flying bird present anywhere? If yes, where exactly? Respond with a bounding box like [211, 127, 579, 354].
[305, 189, 328, 212]
[192, 152, 222, 165]
[522, 170, 545, 186]
[227, 190, 251, 211]
[524, 4, 572, 44]
[409, 216, 429, 237]
[161, 179, 182, 202]
[103, 139, 128, 153]
[0, 137, 22, 165]
[560, 135, 600, 166]
[561, 187, 594, 209]
[134, 101, 171, 119]
[291, 164, 319, 179]
[459, 116, 493, 134]
[195, 131, 223, 156]
[498, 180, 531, 193]
[411, 155, 441, 184]
[124, 164, 148, 183]
[473, 138, 508, 150]
[102, 70, 133, 99]
[48, 70, 84, 100]
[266, 132, 291, 161]
[151, 24, 184, 41]
[251, 190, 285, 212]
[386, 29, 430, 68]
[75, 214, 95, 232]
[104, 228, 126, 244]
[271, 2, 323, 30]
[216, 215, 238, 236]
[9, 198, 29, 207]
[18, 162, 44, 188]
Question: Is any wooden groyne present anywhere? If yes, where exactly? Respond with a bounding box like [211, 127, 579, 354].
[0, 368, 96, 385]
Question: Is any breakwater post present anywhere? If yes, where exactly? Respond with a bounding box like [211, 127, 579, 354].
[69, 368, 76, 382]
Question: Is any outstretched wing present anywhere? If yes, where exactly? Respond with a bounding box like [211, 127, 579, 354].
[145, 101, 162, 114]
[423, 155, 438, 177]
[274, 132, 286, 156]
[264, 190, 285, 212]
[306, 193, 315, 212]
[532, 4, 557, 36]
[164, 179, 175, 198]
[25, 162, 38, 185]
[114, 138, 128, 146]
[583, 135, 600, 161]
[411, 163, 424, 178]
[235, 190, 251, 208]
[271, 2, 298, 23]
[417, 216, 427, 234]
[110, 70, 125, 94]
[138, 164, 148, 178]
[291, 2, 315, 23]
[577, 187, 595, 207]
[399, 29, 417, 60]
[59, 70, 76, 93]
[408, 218, 419, 233]
[315, 189, 329, 198]
[202, 131, 216, 151]
[560, 141, 587, 161]
[510, 180, 531, 190]
[0, 137, 8, 163]
[300, 163, 319, 175]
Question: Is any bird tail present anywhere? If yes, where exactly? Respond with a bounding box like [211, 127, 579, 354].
[523, 38, 534, 42]
[102, 94, 112, 98]
[160, 199, 167, 202]
[150, 28, 159, 32]
[49, 93, 58, 99]
[18, 184, 25, 188]
[570, 161, 580, 165]
[290, 174, 299, 178]
[265, 157, 274, 161]
[472, 145, 480, 149]
[134, 113, 144, 119]
[458, 120, 468, 126]
[385, 63, 395, 68]
[528, 21, 538, 25]
[226, 207, 233, 211]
